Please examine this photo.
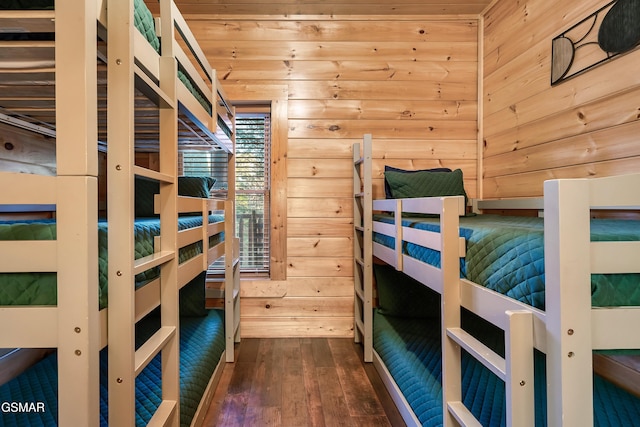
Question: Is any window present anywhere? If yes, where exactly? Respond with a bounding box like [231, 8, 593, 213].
[235, 112, 271, 275]
[181, 111, 272, 276]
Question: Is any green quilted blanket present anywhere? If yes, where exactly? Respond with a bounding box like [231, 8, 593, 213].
[0, 215, 223, 309]
[0, 308, 225, 427]
[373, 214, 640, 310]
[373, 308, 640, 426]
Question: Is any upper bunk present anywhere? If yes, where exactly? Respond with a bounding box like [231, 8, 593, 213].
[0, 0, 234, 154]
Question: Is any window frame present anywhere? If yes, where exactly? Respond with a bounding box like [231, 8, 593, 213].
[223, 85, 288, 280]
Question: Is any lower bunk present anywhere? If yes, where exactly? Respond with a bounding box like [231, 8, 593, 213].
[373, 265, 640, 427]
[0, 306, 226, 427]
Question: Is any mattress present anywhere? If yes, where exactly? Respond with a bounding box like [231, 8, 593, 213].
[0, 215, 224, 309]
[373, 214, 640, 310]
[0, 308, 226, 427]
[373, 308, 640, 426]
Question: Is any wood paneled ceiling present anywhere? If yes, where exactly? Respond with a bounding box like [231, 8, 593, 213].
[169, 0, 493, 16]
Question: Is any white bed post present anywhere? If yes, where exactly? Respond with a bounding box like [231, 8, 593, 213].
[158, 1, 181, 424]
[353, 135, 373, 362]
[107, 0, 139, 424]
[440, 197, 462, 427]
[544, 178, 593, 427]
[55, 1, 100, 426]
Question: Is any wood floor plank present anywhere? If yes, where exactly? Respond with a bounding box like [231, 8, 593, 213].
[300, 338, 327, 426]
[317, 366, 353, 427]
[310, 337, 336, 368]
[281, 339, 309, 426]
[329, 338, 387, 417]
[243, 406, 282, 426]
[203, 338, 404, 427]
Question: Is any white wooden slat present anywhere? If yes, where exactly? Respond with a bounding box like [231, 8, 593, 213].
[373, 199, 397, 211]
[505, 311, 535, 427]
[133, 250, 174, 275]
[589, 173, 640, 207]
[0, 172, 56, 204]
[207, 220, 225, 236]
[373, 350, 422, 427]
[476, 198, 544, 211]
[177, 81, 212, 132]
[178, 226, 203, 248]
[207, 241, 225, 266]
[447, 401, 482, 427]
[171, 1, 214, 82]
[99, 309, 108, 350]
[591, 307, 640, 350]
[403, 255, 443, 294]
[174, 41, 212, 106]
[373, 241, 397, 269]
[373, 220, 396, 237]
[447, 327, 506, 380]
[146, 400, 177, 427]
[0, 307, 57, 347]
[133, 166, 174, 184]
[0, 241, 57, 272]
[178, 254, 204, 289]
[134, 326, 176, 376]
[177, 195, 205, 214]
[135, 278, 161, 323]
[403, 226, 442, 251]
[459, 279, 547, 353]
[132, 29, 160, 84]
[206, 198, 226, 211]
[590, 241, 640, 274]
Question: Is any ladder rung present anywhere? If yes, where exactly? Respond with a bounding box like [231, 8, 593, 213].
[446, 327, 506, 380]
[354, 157, 364, 166]
[355, 286, 364, 300]
[354, 192, 364, 198]
[134, 250, 175, 275]
[355, 256, 364, 267]
[354, 225, 364, 233]
[147, 399, 177, 427]
[447, 401, 482, 427]
[135, 326, 176, 376]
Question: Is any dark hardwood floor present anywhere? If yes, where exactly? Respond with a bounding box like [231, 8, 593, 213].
[203, 338, 405, 427]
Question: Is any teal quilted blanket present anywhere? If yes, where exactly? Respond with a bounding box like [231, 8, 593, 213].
[373, 308, 640, 426]
[0, 308, 225, 427]
[0, 215, 223, 309]
[373, 214, 640, 310]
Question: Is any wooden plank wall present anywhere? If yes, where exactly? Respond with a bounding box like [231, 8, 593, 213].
[186, 16, 479, 337]
[483, 0, 640, 198]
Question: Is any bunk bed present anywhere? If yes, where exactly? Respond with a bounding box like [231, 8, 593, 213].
[0, 1, 240, 426]
[353, 134, 640, 426]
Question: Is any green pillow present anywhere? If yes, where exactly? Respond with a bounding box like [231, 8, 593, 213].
[374, 264, 440, 318]
[135, 176, 216, 217]
[384, 168, 468, 208]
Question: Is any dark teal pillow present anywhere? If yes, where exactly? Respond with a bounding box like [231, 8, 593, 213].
[384, 168, 468, 208]
[384, 165, 451, 199]
[177, 176, 216, 199]
[374, 264, 440, 318]
[135, 176, 216, 217]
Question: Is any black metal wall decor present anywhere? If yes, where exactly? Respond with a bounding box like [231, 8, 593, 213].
[551, 0, 640, 85]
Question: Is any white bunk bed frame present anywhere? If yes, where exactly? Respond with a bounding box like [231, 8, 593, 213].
[354, 134, 640, 427]
[0, 1, 240, 426]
